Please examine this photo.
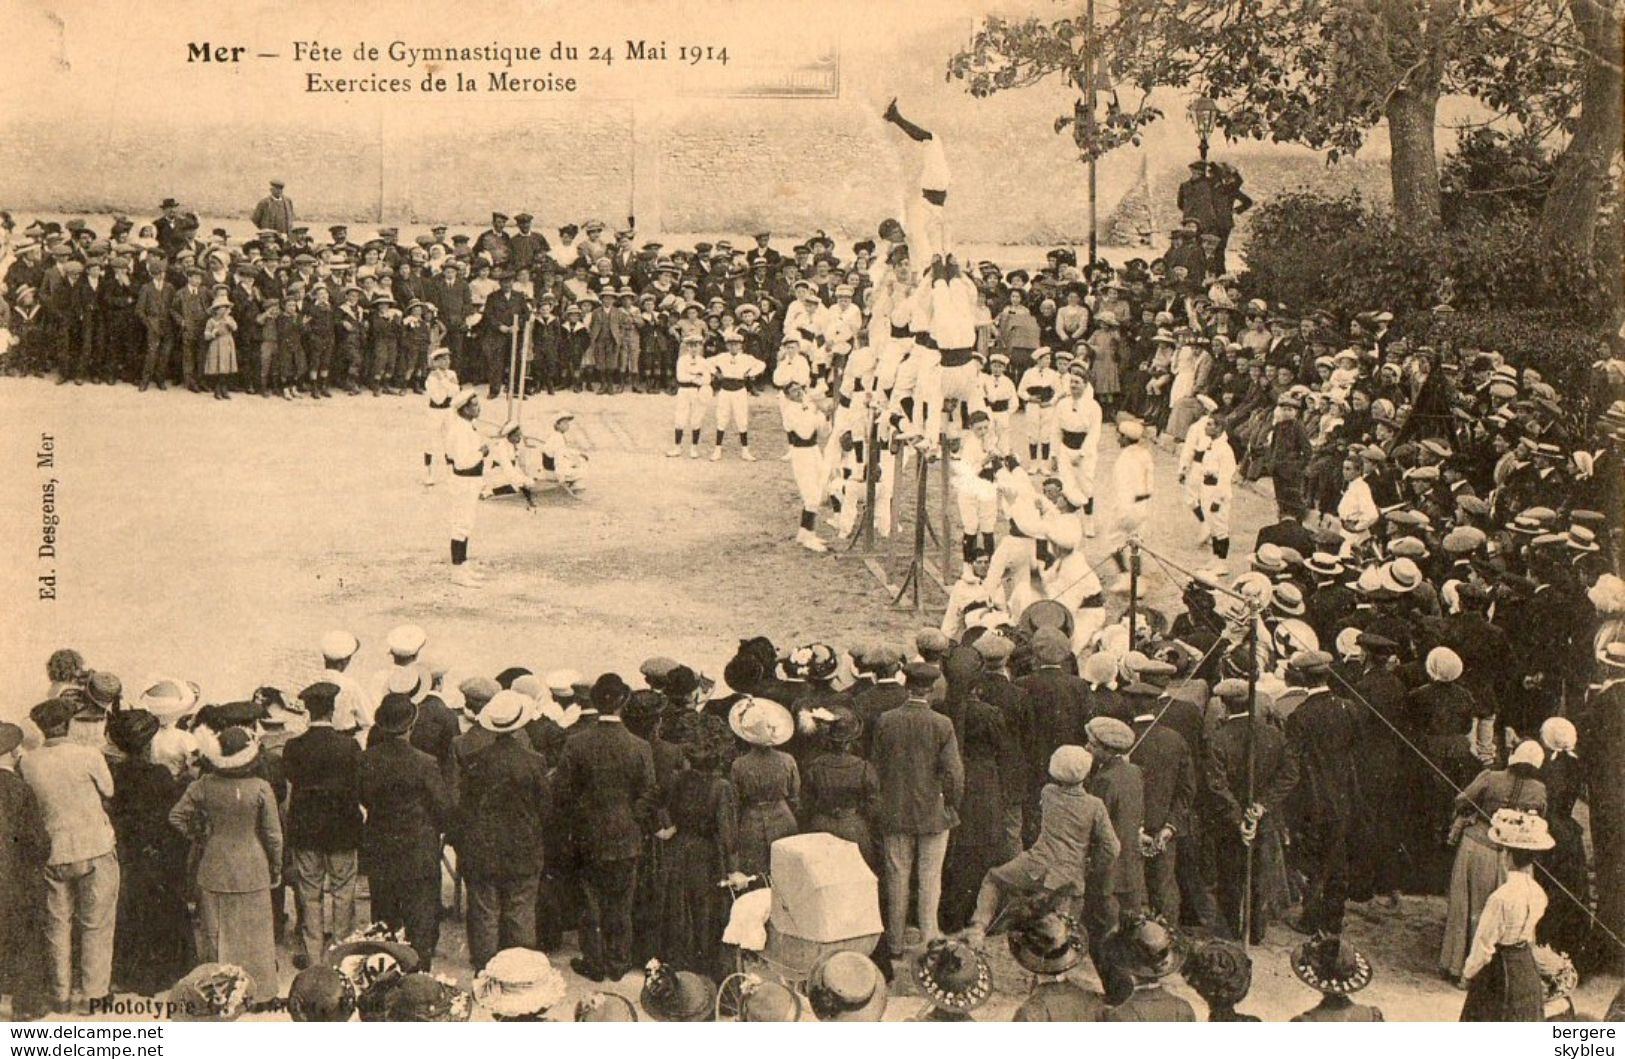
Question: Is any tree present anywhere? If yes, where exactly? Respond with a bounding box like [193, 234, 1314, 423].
[946, 0, 1619, 238]
[1537, 0, 1622, 258]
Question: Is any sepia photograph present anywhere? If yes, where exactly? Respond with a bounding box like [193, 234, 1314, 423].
[0, 0, 1621, 1031]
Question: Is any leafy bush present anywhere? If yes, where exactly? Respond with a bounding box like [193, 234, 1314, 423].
[1239, 188, 1613, 388]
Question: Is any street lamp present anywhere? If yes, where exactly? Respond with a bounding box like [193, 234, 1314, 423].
[1188, 95, 1219, 161]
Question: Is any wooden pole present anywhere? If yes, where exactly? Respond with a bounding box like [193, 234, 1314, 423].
[1239, 612, 1259, 948]
[1126, 537, 1139, 649]
[1085, 0, 1098, 268]
[939, 429, 953, 578]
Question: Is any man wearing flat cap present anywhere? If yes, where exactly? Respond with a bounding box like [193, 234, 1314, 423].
[20, 698, 118, 1013]
[360, 693, 453, 970]
[281, 682, 363, 969]
[251, 179, 295, 237]
[476, 212, 512, 269]
[1084, 715, 1145, 1000]
[1282, 650, 1360, 936]
[871, 661, 964, 976]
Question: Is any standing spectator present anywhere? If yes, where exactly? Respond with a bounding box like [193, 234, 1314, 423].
[1266, 394, 1314, 520]
[0, 722, 50, 1020]
[453, 690, 552, 973]
[1084, 717, 1146, 1002]
[280, 683, 362, 970]
[360, 693, 453, 970]
[135, 258, 174, 391]
[1283, 650, 1361, 937]
[20, 698, 119, 1014]
[727, 697, 800, 877]
[250, 179, 295, 237]
[660, 712, 740, 980]
[168, 725, 282, 1006]
[871, 662, 964, 977]
[106, 710, 191, 995]
[552, 674, 655, 983]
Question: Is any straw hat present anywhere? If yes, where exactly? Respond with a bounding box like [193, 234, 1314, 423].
[727, 696, 794, 747]
[472, 948, 566, 1020]
[806, 952, 888, 1022]
[1009, 911, 1085, 975]
[913, 939, 993, 1012]
[1488, 808, 1555, 851]
[1291, 934, 1372, 995]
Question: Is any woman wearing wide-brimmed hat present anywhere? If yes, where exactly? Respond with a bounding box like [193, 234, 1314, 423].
[106, 709, 193, 995]
[1101, 915, 1194, 1022]
[1441, 739, 1547, 983]
[1290, 933, 1382, 1021]
[726, 697, 799, 877]
[167, 725, 282, 1004]
[912, 938, 993, 1021]
[1460, 809, 1554, 1022]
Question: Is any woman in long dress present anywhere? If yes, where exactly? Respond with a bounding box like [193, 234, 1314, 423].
[1535, 718, 1590, 961]
[1440, 741, 1546, 983]
[168, 726, 282, 1005]
[107, 710, 193, 996]
[1461, 810, 1552, 1021]
[726, 698, 799, 877]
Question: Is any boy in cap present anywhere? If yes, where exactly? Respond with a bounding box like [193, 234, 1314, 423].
[446, 389, 492, 587]
[710, 328, 766, 460]
[667, 334, 714, 458]
[1107, 418, 1156, 591]
[782, 380, 831, 552]
[423, 348, 459, 485]
[171, 266, 211, 392]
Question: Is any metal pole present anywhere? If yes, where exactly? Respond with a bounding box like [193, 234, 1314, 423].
[1085, 0, 1097, 268]
[1240, 612, 1259, 948]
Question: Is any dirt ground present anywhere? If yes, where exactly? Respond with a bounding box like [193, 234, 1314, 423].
[1, 377, 1617, 1021]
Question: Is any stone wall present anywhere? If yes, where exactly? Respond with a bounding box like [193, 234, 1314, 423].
[0, 0, 1407, 245]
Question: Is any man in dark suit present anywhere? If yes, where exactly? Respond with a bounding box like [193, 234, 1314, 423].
[282, 683, 363, 968]
[1282, 651, 1360, 936]
[68, 259, 105, 385]
[478, 271, 521, 398]
[552, 674, 655, 982]
[430, 259, 473, 377]
[360, 693, 453, 970]
[451, 690, 551, 972]
[1206, 678, 1300, 942]
[971, 634, 1033, 860]
[850, 648, 909, 759]
[1254, 508, 1317, 557]
[1084, 717, 1146, 1002]
[871, 662, 964, 974]
[507, 214, 550, 274]
[134, 258, 174, 392]
[1015, 629, 1090, 843]
[1126, 711, 1195, 926]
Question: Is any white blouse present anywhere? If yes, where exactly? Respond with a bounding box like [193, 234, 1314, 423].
[1463, 871, 1547, 980]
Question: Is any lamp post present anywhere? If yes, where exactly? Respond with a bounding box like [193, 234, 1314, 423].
[1188, 95, 1219, 162]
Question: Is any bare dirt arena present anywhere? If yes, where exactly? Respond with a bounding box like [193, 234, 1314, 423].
[2, 378, 1618, 1020]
